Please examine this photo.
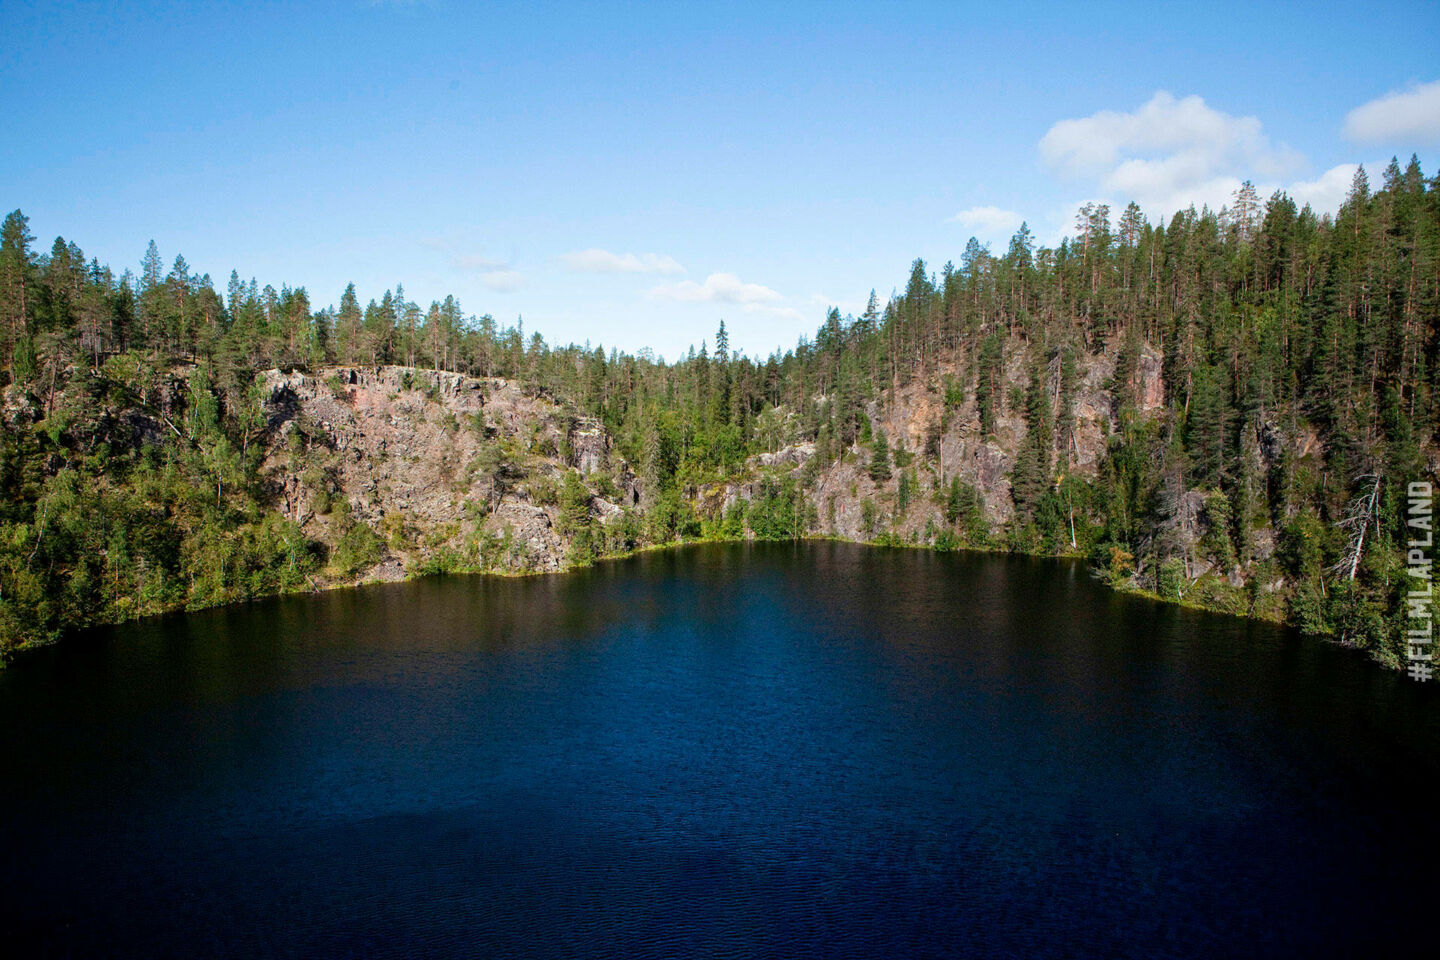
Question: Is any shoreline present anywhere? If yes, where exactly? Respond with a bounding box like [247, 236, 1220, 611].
[9, 534, 1332, 672]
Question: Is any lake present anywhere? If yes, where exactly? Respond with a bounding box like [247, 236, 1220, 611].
[1, 542, 1436, 957]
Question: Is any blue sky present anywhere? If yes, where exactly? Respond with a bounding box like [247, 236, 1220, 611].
[4, 0, 1438, 360]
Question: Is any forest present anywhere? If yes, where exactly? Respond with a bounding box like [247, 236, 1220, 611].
[2, 156, 1437, 669]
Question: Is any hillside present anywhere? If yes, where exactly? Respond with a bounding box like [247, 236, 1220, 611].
[2, 162, 1439, 669]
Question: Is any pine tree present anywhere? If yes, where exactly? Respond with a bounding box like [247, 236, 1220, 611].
[869, 428, 892, 482]
[559, 469, 595, 564]
[0, 211, 36, 379]
[1011, 359, 1053, 517]
[976, 329, 1004, 436]
[336, 283, 363, 364]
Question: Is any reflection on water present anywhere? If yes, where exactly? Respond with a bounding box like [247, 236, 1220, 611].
[1, 542, 1436, 958]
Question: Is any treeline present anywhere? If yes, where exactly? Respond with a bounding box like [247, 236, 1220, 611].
[742, 160, 1437, 667]
[2, 155, 1438, 666]
[578, 159, 1439, 673]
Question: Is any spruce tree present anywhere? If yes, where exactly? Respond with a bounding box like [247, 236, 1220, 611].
[869, 428, 892, 482]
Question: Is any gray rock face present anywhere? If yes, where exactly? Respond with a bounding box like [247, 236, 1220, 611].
[2, 385, 39, 429]
[259, 365, 627, 581]
[756, 442, 815, 469]
[490, 500, 565, 571]
[245, 335, 1304, 591]
[569, 417, 609, 475]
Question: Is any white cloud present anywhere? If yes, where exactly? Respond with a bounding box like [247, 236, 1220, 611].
[650, 272, 784, 306]
[452, 253, 508, 271]
[1288, 163, 1361, 214]
[476, 269, 524, 292]
[948, 205, 1023, 235]
[650, 272, 802, 321]
[449, 252, 524, 291]
[1040, 91, 1302, 217]
[1344, 80, 1440, 143]
[561, 248, 685, 275]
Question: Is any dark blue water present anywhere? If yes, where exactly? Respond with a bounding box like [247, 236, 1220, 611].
[2, 543, 1436, 957]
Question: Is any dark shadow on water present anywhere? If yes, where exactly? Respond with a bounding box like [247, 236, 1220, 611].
[1, 542, 1436, 958]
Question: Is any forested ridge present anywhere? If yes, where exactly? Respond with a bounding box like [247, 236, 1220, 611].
[2, 158, 1438, 669]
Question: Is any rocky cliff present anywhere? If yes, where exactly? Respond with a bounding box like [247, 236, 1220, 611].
[0, 338, 1376, 659]
[259, 366, 640, 580]
[252, 342, 1182, 585]
[708, 342, 1168, 545]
